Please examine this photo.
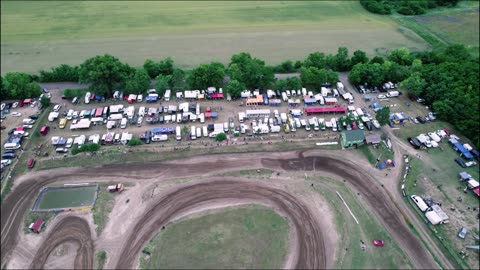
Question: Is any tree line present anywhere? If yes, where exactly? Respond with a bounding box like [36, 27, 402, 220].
[360, 0, 460, 16]
[0, 45, 478, 147]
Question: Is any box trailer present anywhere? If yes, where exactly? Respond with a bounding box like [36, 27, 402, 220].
[164, 89, 171, 101]
[411, 195, 429, 212]
[270, 125, 281, 133]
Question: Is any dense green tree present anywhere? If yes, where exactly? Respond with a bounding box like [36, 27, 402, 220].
[39, 64, 79, 82]
[274, 60, 296, 73]
[348, 63, 386, 86]
[228, 52, 274, 89]
[155, 74, 172, 96]
[350, 50, 369, 66]
[300, 67, 338, 91]
[169, 68, 186, 91]
[333, 47, 351, 71]
[187, 62, 225, 90]
[275, 77, 302, 91]
[376, 107, 390, 126]
[383, 61, 411, 82]
[40, 96, 51, 108]
[2, 72, 41, 100]
[294, 60, 303, 69]
[225, 79, 245, 99]
[124, 68, 151, 95]
[78, 54, 130, 97]
[143, 57, 174, 78]
[303, 51, 327, 69]
[387, 48, 413, 66]
[215, 133, 227, 142]
[399, 72, 426, 97]
[143, 59, 159, 79]
[369, 56, 385, 65]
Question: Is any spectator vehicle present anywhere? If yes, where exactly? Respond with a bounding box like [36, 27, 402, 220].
[27, 158, 35, 168]
[53, 104, 61, 112]
[455, 158, 467, 168]
[1, 153, 16, 159]
[458, 227, 468, 239]
[11, 112, 22, 117]
[42, 88, 49, 93]
[12, 102, 19, 108]
[372, 240, 385, 247]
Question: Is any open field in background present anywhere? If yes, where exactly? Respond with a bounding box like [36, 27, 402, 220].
[139, 205, 289, 269]
[314, 179, 413, 269]
[1, 1, 429, 74]
[393, 1, 479, 55]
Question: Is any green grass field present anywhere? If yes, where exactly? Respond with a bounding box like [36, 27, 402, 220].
[1, 1, 429, 74]
[393, 1, 479, 55]
[139, 205, 289, 269]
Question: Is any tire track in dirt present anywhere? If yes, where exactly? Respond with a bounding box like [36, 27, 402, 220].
[261, 155, 439, 269]
[29, 216, 93, 269]
[114, 180, 325, 269]
[1, 152, 442, 269]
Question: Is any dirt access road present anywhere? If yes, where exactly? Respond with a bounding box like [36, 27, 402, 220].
[2, 150, 441, 269]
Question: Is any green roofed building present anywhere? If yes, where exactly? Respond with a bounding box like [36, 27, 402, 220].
[341, 130, 365, 148]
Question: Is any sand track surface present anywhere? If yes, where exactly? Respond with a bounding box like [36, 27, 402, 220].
[1, 150, 441, 269]
[29, 216, 93, 269]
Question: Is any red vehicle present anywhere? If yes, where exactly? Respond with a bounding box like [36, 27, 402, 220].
[40, 125, 50, 136]
[206, 106, 211, 113]
[27, 158, 36, 168]
[443, 128, 451, 136]
[18, 100, 25, 107]
[373, 240, 385, 246]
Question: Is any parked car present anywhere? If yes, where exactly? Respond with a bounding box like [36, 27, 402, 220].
[30, 101, 38, 108]
[416, 117, 426, 124]
[66, 138, 73, 148]
[22, 124, 33, 129]
[455, 158, 467, 168]
[27, 158, 36, 168]
[53, 104, 61, 112]
[0, 103, 5, 110]
[458, 227, 468, 239]
[372, 240, 385, 247]
[1, 153, 16, 159]
[29, 113, 40, 120]
[42, 88, 49, 93]
[377, 94, 386, 99]
[12, 102, 19, 108]
[372, 120, 381, 129]
[11, 112, 22, 117]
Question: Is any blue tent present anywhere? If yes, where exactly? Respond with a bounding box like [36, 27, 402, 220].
[453, 142, 474, 159]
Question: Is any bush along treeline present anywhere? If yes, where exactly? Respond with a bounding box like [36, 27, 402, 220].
[0, 44, 478, 147]
[360, 0, 461, 16]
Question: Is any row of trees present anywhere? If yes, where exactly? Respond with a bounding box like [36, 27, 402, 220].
[0, 45, 477, 147]
[360, 0, 460, 16]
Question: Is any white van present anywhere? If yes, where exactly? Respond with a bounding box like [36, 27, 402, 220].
[196, 127, 202, 138]
[190, 126, 197, 140]
[4, 143, 21, 150]
[411, 195, 429, 212]
[120, 118, 128, 129]
[203, 126, 208, 137]
[175, 126, 182, 141]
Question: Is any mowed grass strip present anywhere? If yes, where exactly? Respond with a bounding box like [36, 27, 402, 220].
[140, 205, 289, 269]
[314, 180, 413, 269]
[1, 1, 429, 73]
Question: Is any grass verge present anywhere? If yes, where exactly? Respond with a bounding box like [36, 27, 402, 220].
[96, 250, 107, 270]
[92, 184, 116, 235]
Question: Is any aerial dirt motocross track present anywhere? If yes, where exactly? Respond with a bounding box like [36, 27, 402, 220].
[115, 180, 325, 269]
[29, 216, 93, 269]
[1, 151, 440, 269]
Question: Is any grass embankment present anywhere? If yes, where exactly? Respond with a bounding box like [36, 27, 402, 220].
[92, 184, 116, 235]
[139, 205, 289, 269]
[96, 250, 107, 270]
[358, 138, 394, 167]
[313, 179, 413, 269]
[1, 1, 429, 73]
